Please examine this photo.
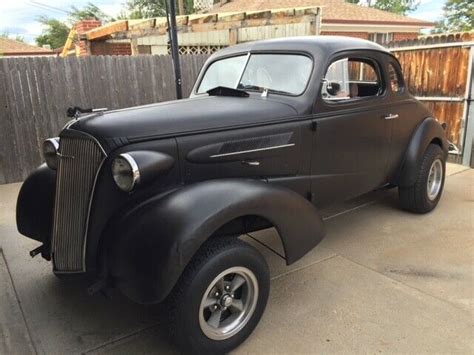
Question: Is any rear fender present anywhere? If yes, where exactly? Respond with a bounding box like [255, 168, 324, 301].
[397, 117, 448, 187]
[107, 179, 325, 304]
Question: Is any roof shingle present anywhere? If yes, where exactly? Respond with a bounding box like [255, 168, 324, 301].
[0, 38, 53, 56]
[211, 0, 433, 26]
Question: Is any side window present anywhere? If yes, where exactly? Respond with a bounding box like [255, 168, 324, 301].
[321, 58, 382, 102]
[388, 63, 403, 94]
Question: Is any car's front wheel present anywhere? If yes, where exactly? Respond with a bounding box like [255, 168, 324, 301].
[399, 143, 446, 213]
[168, 237, 270, 354]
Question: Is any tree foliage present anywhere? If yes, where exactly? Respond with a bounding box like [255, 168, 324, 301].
[35, 2, 116, 50]
[35, 17, 70, 49]
[69, 2, 115, 24]
[1, 32, 25, 42]
[345, 0, 419, 15]
[434, 0, 473, 33]
[122, 0, 195, 18]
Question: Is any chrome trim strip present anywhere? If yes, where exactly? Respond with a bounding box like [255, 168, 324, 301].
[210, 143, 295, 158]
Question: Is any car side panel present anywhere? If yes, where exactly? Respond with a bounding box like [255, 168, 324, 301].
[177, 121, 312, 197]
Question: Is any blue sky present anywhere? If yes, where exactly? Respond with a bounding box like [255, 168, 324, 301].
[0, 0, 446, 45]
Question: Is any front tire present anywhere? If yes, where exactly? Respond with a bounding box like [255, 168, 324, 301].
[399, 144, 445, 213]
[168, 237, 270, 354]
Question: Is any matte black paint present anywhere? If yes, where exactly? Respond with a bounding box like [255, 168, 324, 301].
[16, 36, 447, 304]
[16, 164, 56, 245]
[107, 179, 325, 304]
[397, 117, 448, 186]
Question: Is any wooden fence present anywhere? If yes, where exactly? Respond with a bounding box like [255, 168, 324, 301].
[392, 44, 472, 149]
[1, 40, 473, 184]
[0, 54, 209, 184]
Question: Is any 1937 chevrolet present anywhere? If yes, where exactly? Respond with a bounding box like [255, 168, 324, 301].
[17, 36, 447, 353]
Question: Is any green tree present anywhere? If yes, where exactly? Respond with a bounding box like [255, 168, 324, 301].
[35, 17, 70, 49]
[345, 0, 419, 15]
[434, 0, 473, 33]
[69, 2, 114, 23]
[0, 32, 25, 42]
[34, 3, 116, 50]
[122, 0, 194, 19]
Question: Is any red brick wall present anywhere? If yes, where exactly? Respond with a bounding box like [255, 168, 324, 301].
[75, 20, 102, 34]
[75, 20, 102, 56]
[321, 31, 369, 40]
[393, 32, 419, 41]
[90, 42, 132, 56]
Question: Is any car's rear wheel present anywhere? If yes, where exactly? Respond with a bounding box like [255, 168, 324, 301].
[168, 237, 270, 354]
[399, 144, 445, 213]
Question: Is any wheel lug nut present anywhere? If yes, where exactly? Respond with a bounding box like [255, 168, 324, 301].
[225, 285, 230, 291]
[215, 291, 219, 297]
[213, 305, 218, 310]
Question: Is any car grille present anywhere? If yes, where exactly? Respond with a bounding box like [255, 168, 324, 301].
[52, 135, 106, 272]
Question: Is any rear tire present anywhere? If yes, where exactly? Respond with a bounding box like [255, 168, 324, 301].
[399, 144, 445, 213]
[168, 237, 270, 354]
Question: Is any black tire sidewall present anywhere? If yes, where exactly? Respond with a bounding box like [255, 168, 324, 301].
[399, 144, 446, 213]
[170, 238, 270, 354]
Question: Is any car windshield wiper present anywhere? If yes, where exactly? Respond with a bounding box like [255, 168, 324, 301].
[207, 86, 249, 97]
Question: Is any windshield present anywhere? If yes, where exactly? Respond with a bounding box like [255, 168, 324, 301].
[197, 53, 313, 96]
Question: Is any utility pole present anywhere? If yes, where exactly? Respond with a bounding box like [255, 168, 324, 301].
[167, 0, 183, 99]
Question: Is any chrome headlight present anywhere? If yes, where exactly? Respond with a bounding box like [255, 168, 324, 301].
[111, 151, 174, 192]
[111, 153, 140, 192]
[43, 138, 60, 170]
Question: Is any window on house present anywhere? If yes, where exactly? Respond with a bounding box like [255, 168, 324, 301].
[369, 33, 394, 45]
[388, 63, 404, 93]
[321, 58, 382, 102]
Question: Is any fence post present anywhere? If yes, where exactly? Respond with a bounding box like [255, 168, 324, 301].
[461, 46, 474, 167]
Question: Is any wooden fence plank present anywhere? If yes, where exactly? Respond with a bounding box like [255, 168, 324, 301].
[0, 54, 209, 183]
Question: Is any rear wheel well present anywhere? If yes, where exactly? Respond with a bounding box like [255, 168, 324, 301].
[430, 137, 443, 150]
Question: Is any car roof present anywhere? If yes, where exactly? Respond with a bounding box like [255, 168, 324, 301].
[210, 35, 391, 59]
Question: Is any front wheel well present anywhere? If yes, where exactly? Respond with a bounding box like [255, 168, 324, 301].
[210, 214, 284, 255]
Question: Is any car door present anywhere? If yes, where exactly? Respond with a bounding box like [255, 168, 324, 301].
[310, 52, 393, 207]
[177, 119, 312, 197]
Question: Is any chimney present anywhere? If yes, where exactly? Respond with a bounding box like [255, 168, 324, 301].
[75, 20, 102, 56]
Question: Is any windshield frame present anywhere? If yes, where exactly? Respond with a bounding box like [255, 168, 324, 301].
[194, 50, 315, 98]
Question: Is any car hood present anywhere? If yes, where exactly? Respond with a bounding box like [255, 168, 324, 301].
[68, 95, 298, 149]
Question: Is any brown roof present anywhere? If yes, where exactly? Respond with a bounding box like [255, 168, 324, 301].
[211, 0, 433, 26]
[0, 37, 54, 56]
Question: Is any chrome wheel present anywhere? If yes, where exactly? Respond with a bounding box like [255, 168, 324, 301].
[427, 158, 443, 201]
[199, 266, 258, 340]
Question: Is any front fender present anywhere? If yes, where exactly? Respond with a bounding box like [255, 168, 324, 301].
[397, 117, 448, 187]
[107, 179, 325, 304]
[16, 164, 56, 244]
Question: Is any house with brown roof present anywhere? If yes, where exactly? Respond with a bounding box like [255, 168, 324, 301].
[0, 38, 54, 57]
[210, 0, 433, 43]
[63, 0, 432, 57]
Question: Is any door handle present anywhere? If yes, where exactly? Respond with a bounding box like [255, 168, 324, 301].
[384, 114, 399, 120]
[241, 160, 260, 166]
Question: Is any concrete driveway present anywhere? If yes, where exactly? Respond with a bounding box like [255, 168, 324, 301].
[1, 164, 473, 354]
